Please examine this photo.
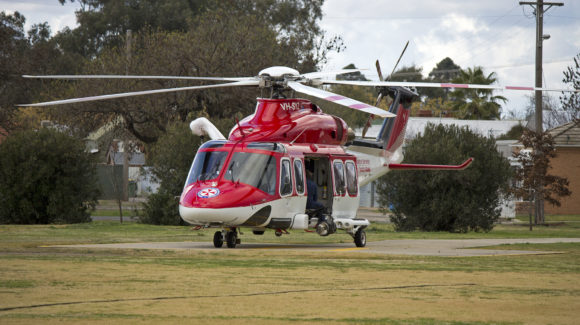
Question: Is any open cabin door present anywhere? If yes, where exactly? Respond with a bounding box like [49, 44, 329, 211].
[331, 158, 359, 218]
[304, 156, 333, 212]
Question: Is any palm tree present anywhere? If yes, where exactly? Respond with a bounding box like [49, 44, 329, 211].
[450, 67, 507, 120]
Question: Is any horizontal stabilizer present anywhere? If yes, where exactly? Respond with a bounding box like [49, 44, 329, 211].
[388, 158, 474, 170]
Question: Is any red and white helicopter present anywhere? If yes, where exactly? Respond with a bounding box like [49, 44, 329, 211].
[22, 63, 578, 248]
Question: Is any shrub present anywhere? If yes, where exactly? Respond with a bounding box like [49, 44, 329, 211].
[0, 129, 99, 224]
[139, 122, 199, 225]
[377, 123, 512, 232]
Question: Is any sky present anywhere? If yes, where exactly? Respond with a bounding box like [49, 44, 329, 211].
[2, 0, 579, 118]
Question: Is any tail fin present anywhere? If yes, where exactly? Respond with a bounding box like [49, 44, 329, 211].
[376, 87, 415, 153]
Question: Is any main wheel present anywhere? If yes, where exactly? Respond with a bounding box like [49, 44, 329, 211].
[354, 229, 366, 247]
[226, 231, 237, 248]
[213, 231, 223, 248]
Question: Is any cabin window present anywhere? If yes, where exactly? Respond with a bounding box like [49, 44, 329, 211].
[186, 150, 228, 184]
[345, 161, 357, 195]
[280, 158, 293, 196]
[224, 152, 277, 195]
[333, 160, 346, 196]
[294, 159, 305, 195]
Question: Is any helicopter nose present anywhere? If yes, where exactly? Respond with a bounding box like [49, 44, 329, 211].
[179, 182, 273, 225]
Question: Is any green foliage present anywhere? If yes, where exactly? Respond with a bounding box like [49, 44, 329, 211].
[147, 122, 200, 195]
[377, 123, 512, 232]
[449, 67, 507, 120]
[140, 192, 184, 226]
[140, 122, 200, 225]
[0, 128, 99, 224]
[560, 52, 580, 113]
[509, 129, 571, 224]
[0, 11, 84, 134]
[497, 124, 525, 140]
[45, 1, 337, 143]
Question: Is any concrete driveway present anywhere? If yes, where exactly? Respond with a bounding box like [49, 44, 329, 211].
[50, 238, 580, 257]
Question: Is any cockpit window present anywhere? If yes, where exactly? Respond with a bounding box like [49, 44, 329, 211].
[186, 151, 228, 185]
[246, 142, 286, 153]
[199, 140, 227, 150]
[224, 152, 277, 195]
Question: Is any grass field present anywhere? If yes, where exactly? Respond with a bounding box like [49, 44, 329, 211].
[1, 221, 579, 324]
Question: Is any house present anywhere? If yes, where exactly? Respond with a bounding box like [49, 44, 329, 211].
[544, 121, 580, 214]
[85, 120, 158, 198]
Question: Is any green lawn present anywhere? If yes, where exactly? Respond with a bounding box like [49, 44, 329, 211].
[1, 221, 579, 324]
[515, 214, 580, 222]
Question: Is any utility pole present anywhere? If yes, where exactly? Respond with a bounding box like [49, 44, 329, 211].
[519, 0, 563, 224]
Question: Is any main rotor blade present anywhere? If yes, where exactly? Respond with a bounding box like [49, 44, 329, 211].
[18, 80, 259, 107]
[320, 80, 580, 93]
[287, 81, 395, 118]
[386, 40, 409, 81]
[301, 69, 367, 80]
[22, 74, 253, 82]
[375, 60, 384, 82]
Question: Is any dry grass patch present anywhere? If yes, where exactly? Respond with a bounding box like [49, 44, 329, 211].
[1, 248, 579, 324]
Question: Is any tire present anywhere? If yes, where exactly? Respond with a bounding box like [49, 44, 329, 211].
[252, 230, 265, 235]
[213, 231, 223, 248]
[226, 231, 237, 248]
[354, 229, 366, 247]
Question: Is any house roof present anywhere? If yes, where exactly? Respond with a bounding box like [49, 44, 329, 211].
[548, 121, 580, 147]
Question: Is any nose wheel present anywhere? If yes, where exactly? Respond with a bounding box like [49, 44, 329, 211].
[226, 230, 238, 248]
[213, 231, 224, 248]
[213, 229, 240, 248]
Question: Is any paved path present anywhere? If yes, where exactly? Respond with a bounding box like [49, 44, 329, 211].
[50, 238, 580, 257]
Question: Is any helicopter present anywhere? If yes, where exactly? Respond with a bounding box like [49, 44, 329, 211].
[21, 63, 578, 248]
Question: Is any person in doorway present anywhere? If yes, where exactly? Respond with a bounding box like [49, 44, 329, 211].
[306, 170, 324, 210]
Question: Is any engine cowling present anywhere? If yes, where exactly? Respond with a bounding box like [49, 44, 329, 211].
[229, 98, 348, 145]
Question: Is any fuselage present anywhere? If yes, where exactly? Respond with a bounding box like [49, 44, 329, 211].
[179, 140, 363, 228]
[178, 96, 408, 229]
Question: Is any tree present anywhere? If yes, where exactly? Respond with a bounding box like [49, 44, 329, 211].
[320, 64, 386, 128]
[140, 122, 200, 225]
[560, 53, 580, 120]
[55, 0, 333, 68]
[376, 123, 512, 232]
[0, 11, 28, 134]
[42, 2, 340, 143]
[427, 57, 461, 100]
[509, 129, 571, 226]
[0, 11, 83, 134]
[449, 67, 506, 120]
[0, 128, 99, 224]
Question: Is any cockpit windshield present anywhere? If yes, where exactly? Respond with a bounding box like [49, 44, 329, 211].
[224, 152, 277, 195]
[186, 150, 228, 184]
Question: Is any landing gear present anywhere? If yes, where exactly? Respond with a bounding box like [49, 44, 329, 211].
[213, 228, 240, 248]
[226, 229, 238, 248]
[213, 231, 223, 248]
[354, 228, 366, 247]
